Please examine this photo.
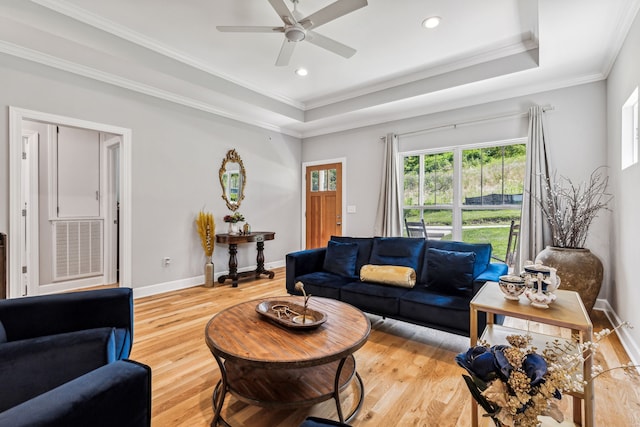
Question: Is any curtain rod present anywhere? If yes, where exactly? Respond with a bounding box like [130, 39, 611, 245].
[396, 105, 554, 139]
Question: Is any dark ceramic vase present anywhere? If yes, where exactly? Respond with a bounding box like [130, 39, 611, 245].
[535, 246, 603, 315]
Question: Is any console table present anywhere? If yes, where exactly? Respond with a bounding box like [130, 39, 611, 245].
[470, 283, 593, 427]
[215, 232, 275, 287]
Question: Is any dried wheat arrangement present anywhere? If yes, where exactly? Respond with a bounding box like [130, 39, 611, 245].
[196, 211, 215, 257]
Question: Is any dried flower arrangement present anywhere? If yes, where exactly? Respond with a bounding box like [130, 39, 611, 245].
[456, 323, 637, 427]
[535, 167, 612, 249]
[195, 211, 215, 257]
[223, 212, 245, 223]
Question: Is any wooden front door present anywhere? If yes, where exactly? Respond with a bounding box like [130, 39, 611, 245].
[305, 163, 342, 249]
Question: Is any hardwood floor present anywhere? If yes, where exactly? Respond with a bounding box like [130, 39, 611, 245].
[129, 268, 640, 427]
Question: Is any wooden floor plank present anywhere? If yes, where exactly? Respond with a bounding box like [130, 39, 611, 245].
[128, 268, 640, 426]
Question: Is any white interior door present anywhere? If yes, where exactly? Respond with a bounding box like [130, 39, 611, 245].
[20, 131, 39, 296]
[102, 136, 121, 285]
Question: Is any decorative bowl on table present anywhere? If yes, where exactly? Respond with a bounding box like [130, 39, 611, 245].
[255, 300, 327, 330]
[498, 275, 526, 300]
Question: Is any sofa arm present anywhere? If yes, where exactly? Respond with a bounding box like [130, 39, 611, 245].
[0, 327, 117, 413]
[0, 359, 151, 427]
[0, 288, 133, 357]
[472, 262, 509, 293]
[286, 248, 327, 294]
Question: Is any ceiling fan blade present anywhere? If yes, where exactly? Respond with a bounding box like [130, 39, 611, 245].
[216, 26, 284, 33]
[275, 40, 296, 66]
[301, 0, 368, 29]
[268, 0, 297, 25]
[306, 30, 356, 58]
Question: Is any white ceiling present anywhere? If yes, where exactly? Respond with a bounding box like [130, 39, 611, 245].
[1, 0, 639, 137]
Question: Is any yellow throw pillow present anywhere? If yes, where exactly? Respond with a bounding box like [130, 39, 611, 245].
[360, 264, 416, 288]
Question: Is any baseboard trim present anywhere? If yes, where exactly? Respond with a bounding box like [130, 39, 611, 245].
[132, 260, 285, 299]
[594, 298, 640, 372]
[39, 275, 106, 295]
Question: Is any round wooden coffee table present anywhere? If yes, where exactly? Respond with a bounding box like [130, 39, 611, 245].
[205, 296, 371, 426]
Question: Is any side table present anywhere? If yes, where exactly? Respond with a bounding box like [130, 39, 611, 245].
[470, 283, 594, 427]
[215, 232, 275, 287]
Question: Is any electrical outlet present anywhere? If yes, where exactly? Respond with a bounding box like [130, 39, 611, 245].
[163, 257, 171, 267]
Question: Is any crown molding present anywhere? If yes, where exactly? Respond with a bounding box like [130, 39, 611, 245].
[28, 0, 306, 111]
[601, 0, 640, 78]
[0, 40, 303, 138]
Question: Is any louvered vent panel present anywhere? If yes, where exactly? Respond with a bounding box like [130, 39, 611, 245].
[53, 220, 103, 281]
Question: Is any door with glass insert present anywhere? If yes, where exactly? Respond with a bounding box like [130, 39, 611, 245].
[305, 163, 342, 249]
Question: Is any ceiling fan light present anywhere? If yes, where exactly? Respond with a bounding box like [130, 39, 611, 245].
[285, 25, 306, 42]
[422, 16, 441, 29]
[295, 68, 308, 77]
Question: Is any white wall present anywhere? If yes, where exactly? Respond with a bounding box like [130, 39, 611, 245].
[0, 53, 302, 293]
[303, 81, 609, 292]
[606, 9, 640, 360]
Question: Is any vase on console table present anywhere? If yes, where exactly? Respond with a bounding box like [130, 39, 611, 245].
[228, 222, 240, 235]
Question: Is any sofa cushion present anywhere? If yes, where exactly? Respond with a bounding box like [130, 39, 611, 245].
[295, 272, 354, 300]
[427, 240, 491, 278]
[360, 265, 416, 288]
[398, 288, 472, 334]
[322, 240, 359, 278]
[369, 237, 426, 275]
[427, 247, 476, 295]
[330, 236, 374, 274]
[340, 281, 409, 316]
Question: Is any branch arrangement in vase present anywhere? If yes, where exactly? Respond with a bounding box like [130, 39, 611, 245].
[535, 167, 612, 249]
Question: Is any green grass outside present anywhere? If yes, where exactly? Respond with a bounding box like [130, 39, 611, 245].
[405, 209, 519, 262]
[405, 209, 521, 225]
[440, 227, 511, 262]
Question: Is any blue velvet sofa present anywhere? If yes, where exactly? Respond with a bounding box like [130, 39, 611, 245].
[0, 288, 151, 427]
[286, 236, 508, 337]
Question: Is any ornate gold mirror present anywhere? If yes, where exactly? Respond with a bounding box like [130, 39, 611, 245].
[219, 149, 246, 211]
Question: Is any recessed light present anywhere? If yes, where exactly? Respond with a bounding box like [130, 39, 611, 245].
[295, 68, 308, 77]
[422, 16, 441, 29]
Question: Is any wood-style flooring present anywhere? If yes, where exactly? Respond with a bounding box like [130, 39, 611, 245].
[128, 268, 640, 427]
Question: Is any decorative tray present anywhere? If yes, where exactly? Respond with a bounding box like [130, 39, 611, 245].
[255, 300, 327, 330]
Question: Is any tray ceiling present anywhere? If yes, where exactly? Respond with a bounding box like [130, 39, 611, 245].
[0, 0, 638, 137]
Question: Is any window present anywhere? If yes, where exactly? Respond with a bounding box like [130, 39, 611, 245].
[622, 87, 638, 170]
[401, 139, 526, 257]
[310, 168, 337, 192]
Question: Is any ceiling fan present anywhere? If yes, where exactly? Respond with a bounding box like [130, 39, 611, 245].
[216, 0, 368, 66]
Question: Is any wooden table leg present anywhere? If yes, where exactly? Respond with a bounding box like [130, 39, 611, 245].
[255, 241, 275, 279]
[217, 243, 239, 287]
[470, 305, 479, 427]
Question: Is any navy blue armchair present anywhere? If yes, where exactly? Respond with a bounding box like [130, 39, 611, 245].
[299, 417, 351, 427]
[0, 288, 151, 427]
[0, 287, 133, 359]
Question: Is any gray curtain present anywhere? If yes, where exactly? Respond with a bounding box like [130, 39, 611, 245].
[374, 133, 402, 237]
[516, 106, 551, 271]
